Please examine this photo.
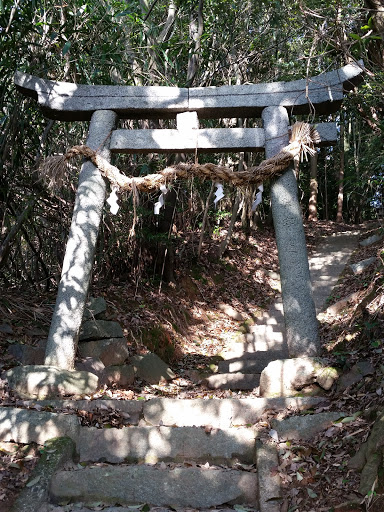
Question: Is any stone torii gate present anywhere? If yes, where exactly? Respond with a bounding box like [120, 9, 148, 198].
[12, 62, 363, 395]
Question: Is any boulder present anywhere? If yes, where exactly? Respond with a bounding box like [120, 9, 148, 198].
[5, 365, 99, 399]
[271, 411, 343, 441]
[75, 357, 105, 378]
[79, 320, 123, 341]
[350, 257, 377, 275]
[78, 338, 129, 366]
[82, 297, 107, 321]
[337, 361, 374, 392]
[131, 353, 176, 384]
[359, 233, 383, 247]
[259, 358, 340, 397]
[103, 365, 135, 388]
[8, 343, 45, 365]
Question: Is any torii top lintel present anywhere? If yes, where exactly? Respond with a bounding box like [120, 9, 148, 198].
[15, 61, 364, 122]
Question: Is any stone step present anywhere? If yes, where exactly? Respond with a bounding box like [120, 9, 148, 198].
[222, 336, 287, 359]
[204, 373, 260, 390]
[218, 350, 289, 374]
[49, 464, 259, 508]
[0, 397, 327, 443]
[78, 425, 256, 464]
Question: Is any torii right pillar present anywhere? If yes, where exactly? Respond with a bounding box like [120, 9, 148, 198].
[263, 106, 319, 356]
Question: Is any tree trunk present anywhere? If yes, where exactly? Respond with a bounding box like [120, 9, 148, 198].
[308, 151, 318, 222]
[366, 0, 384, 67]
[186, 0, 204, 86]
[336, 119, 345, 223]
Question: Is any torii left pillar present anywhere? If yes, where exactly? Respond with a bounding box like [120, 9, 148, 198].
[44, 110, 117, 370]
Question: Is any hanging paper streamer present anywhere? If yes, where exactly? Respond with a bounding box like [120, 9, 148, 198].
[154, 184, 168, 215]
[106, 186, 120, 215]
[214, 183, 224, 207]
[252, 184, 264, 211]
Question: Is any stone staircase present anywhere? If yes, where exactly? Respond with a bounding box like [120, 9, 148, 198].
[3, 396, 328, 512]
[4, 230, 363, 512]
[205, 231, 361, 393]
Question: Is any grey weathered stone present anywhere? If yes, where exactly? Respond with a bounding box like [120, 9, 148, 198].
[259, 358, 338, 397]
[78, 425, 256, 464]
[219, 350, 289, 374]
[44, 110, 118, 370]
[359, 233, 383, 247]
[322, 291, 361, 317]
[82, 297, 107, 321]
[0, 407, 80, 444]
[19, 399, 143, 425]
[144, 397, 327, 428]
[107, 123, 337, 155]
[5, 365, 99, 399]
[103, 365, 135, 388]
[205, 373, 260, 390]
[78, 338, 129, 366]
[271, 412, 343, 441]
[75, 357, 105, 377]
[337, 361, 375, 392]
[50, 465, 258, 507]
[111, 127, 266, 154]
[79, 320, 124, 341]
[263, 106, 319, 357]
[15, 62, 363, 121]
[8, 344, 45, 365]
[10, 437, 75, 512]
[350, 257, 377, 275]
[132, 353, 176, 384]
[256, 441, 282, 512]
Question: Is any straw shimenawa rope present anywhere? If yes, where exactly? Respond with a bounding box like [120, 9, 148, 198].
[40, 122, 320, 193]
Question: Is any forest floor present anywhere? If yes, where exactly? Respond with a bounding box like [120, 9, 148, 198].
[1, 219, 384, 511]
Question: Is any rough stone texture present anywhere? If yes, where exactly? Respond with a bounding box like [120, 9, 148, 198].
[44, 110, 118, 370]
[259, 358, 339, 397]
[205, 373, 260, 390]
[5, 365, 99, 399]
[78, 425, 256, 464]
[50, 465, 258, 507]
[309, 231, 361, 313]
[19, 399, 143, 425]
[219, 351, 289, 374]
[16, 62, 363, 120]
[78, 338, 129, 366]
[10, 437, 75, 512]
[103, 365, 135, 388]
[350, 257, 377, 275]
[75, 357, 105, 378]
[322, 291, 361, 318]
[79, 320, 124, 341]
[111, 127, 266, 154]
[8, 344, 45, 365]
[263, 106, 319, 357]
[337, 361, 375, 392]
[0, 407, 80, 444]
[256, 441, 282, 512]
[271, 412, 343, 441]
[82, 297, 107, 321]
[144, 397, 328, 428]
[132, 353, 176, 384]
[359, 233, 383, 247]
